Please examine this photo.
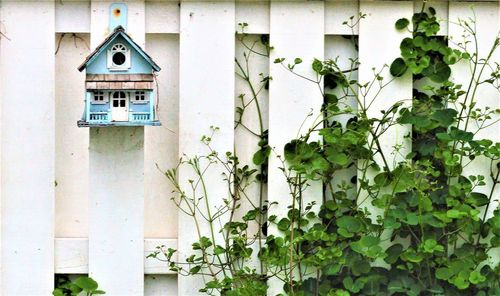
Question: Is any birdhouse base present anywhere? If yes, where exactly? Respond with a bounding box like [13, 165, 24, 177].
[77, 120, 161, 127]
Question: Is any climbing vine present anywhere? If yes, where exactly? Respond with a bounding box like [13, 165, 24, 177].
[154, 4, 500, 296]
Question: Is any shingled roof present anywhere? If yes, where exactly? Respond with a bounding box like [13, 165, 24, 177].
[78, 26, 161, 72]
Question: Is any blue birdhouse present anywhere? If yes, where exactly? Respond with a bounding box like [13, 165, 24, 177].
[77, 26, 161, 127]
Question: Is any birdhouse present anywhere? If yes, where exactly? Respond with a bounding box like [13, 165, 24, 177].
[77, 26, 161, 127]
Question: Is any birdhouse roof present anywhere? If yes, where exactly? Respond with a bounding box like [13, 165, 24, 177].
[78, 26, 161, 72]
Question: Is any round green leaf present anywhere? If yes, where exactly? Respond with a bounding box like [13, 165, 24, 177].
[390, 58, 408, 77]
[74, 276, 98, 292]
[395, 18, 410, 30]
[422, 60, 451, 83]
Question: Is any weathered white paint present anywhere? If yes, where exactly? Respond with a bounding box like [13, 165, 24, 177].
[0, 1, 55, 294]
[145, 275, 178, 296]
[144, 33, 180, 238]
[89, 127, 145, 295]
[325, 0, 360, 35]
[88, 1, 146, 294]
[55, 33, 90, 238]
[145, 1, 180, 34]
[235, 1, 269, 34]
[178, 1, 235, 294]
[268, 1, 324, 294]
[56, 0, 90, 33]
[357, 1, 413, 221]
[55, 238, 177, 274]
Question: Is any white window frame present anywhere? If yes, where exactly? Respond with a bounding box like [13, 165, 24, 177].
[91, 91, 108, 104]
[107, 43, 131, 71]
[131, 91, 149, 104]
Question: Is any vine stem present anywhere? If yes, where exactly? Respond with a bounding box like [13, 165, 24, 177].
[474, 164, 500, 252]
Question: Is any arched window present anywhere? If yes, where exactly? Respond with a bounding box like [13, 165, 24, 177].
[108, 43, 130, 70]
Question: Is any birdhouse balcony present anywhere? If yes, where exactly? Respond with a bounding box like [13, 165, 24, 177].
[78, 74, 160, 127]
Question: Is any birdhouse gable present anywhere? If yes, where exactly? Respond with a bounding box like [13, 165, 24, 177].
[78, 26, 160, 74]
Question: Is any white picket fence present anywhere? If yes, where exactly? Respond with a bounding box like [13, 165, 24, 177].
[0, 0, 498, 295]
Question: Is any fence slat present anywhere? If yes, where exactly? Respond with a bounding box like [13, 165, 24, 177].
[268, 2, 324, 294]
[144, 34, 179, 239]
[178, 1, 235, 295]
[88, 1, 145, 295]
[0, 1, 55, 294]
[448, 2, 500, 263]
[357, 0, 413, 220]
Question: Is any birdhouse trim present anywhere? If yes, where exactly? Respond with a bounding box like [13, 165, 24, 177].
[77, 26, 161, 127]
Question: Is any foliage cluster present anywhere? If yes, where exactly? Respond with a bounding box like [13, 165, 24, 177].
[153, 5, 500, 296]
[53, 275, 105, 296]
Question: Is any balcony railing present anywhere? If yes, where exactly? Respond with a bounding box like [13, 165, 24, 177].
[131, 112, 150, 121]
[89, 112, 109, 122]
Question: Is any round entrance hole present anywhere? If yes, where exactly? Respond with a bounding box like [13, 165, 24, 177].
[112, 52, 126, 66]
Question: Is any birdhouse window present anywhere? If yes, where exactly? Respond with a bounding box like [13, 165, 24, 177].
[108, 43, 130, 70]
[132, 91, 148, 104]
[92, 91, 107, 104]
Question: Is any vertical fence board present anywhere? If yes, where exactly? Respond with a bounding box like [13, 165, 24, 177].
[88, 1, 145, 294]
[144, 33, 179, 238]
[234, 34, 269, 246]
[268, 2, 324, 294]
[325, 35, 359, 198]
[0, 1, 55, 294]
[448, 2, 500, 263]
[55, 33, 90, 238]
[178, 1, 235, 294]
[357, 1, 413, 219]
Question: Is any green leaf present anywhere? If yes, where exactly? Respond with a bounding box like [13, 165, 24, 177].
[436, 267, 453, 280]
[452, 275, 470, 290]
[395, 18, 410, 30]
[390, 58, 408, 77]
[325, 264, 342, 276]
[294, 57, 303, 64]
[385, 244, 403, 264]
[337, 216, 363, 233]
[469, 271, 486, 285]
[312, 59, 323, 73]
[277, 218, 291, 231]
[190, 265, 202, 274]
[252, 146, 271, 165]
[213, 245, 225, 255]
[447, 209, 467, 219]
[431, 108, 458, 127]
[422, 60, 451, 83]
[328, 152, 349, 166]
[360, 236, 380, 247]
[74, 276, 98, 292]
[422, 239, 444, 253]
[343, 277, 364, 293]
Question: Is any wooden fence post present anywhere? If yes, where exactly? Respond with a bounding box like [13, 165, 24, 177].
[268, 1, 324, 294]
[0, 1, 55, 294]
[88, 1, 146, 294]
[448, 1, 500, 264]
[178, 1, 235, 294]
[357, 0, 413, 221]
